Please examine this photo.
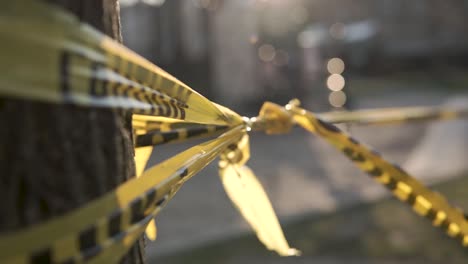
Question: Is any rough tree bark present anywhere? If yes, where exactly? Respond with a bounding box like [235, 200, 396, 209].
[0, 0, 145, 263]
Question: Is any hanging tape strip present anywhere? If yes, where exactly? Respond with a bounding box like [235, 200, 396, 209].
[288, 105, 468, 247]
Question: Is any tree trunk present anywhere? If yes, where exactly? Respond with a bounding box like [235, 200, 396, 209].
[0, 0, 145, 263]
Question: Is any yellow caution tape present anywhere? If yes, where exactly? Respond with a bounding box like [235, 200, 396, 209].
[134, 146, 153, 177]
[0, 125, 244, 263]
[144, 219, 157, 241]
[219, 134, 300, 256]
[134, 120, 229, 147]
[2, 0, 468, 262]
[0, 0, 242, 127]
[134, 145, 158, 241]
[0, 0, 292, 261]
[255, 100, 468, 247]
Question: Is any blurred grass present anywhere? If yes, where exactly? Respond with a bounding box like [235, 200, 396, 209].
[153, 173, 468, 264]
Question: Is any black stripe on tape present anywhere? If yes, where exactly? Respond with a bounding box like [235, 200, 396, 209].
[30, 248, 52, 264]
[406, 193, 416, 205]
[317, 118, 341, 133]
[366, 167, 383, 177]
[343, 147, 353, 158]
[79, 225, 97, 251]
[348, 136, 359, 145]
[441, 219, 451, 233]
[146, 188, 157, 205]
[352, 153, 365, 162]
[180, 107, 186, 119]
[187, 127, 209, 138]
[170, 99, 180, 119]
[108, 210, 122, 238]
[161, 131, 180, 143]
[130, 197, 144, 223]
[456, 232, 465, 244]
[342, 148, 366, 162]
[81, 245, 102, 261]
[135, 134, 154, 147]
[163, 100, 173, 118]
[150, 93, 161, 116]
[179, 168, 189, 178]
[89, 62, 99, 96]
[59, 51, 71, 102]
[61, 257, 76, 264]
[426, 208, 437, 221]
[156, 196, 167, 207]
[385, 178, 398, 190]
[89, 62, 107, 97]
[215, 125, 229, 132]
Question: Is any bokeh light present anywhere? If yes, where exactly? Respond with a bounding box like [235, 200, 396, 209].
[328, 90, 347, 107]
[249, 34, 259, 45]
[297, 28, 325, 49]
[120, 0, 139, 6]
[121, 0, 166, 6]
[258, 44, 276, 62]
[327, 74, 345, 91]
[327, 58, 345, 74]
[142, 0, 166, 6]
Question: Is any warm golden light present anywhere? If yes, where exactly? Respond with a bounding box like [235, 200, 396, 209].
[329, 91, 347, 107]
[326, 74, 345, 91]
[327, 58, 345, 74]
[258, 44, 276, 62]
[249, 34, 259, 45]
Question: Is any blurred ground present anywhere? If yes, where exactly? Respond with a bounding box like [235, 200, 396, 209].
[143, 77, 468, 262]
[154, 174, 468, 264]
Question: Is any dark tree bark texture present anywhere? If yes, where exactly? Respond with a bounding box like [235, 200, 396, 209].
[0, 0, 145, 263]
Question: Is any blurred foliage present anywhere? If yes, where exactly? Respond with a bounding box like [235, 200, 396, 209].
[154, 173, 468, 264]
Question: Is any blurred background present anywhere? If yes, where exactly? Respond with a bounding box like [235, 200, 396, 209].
[120, 1, 468, 263]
